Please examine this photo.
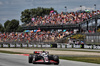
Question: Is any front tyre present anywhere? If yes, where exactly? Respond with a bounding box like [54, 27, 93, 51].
[28, 54, 33, 63]
[32, 58, 36, 64]
[53, 55, 59, 65]
[32, 55, 38, 64]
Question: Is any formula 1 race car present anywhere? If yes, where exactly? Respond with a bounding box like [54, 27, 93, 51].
[28, 51, 59, 65]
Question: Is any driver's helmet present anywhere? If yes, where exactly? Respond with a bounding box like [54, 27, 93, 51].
[43, 51, 45, 53]
[43, 49, 45, 52]
[42, 50, 46, 55]
[41, 52, 46, 56]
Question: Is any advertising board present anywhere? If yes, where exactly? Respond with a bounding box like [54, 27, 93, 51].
[38, 44, 41, 48]
[16, 44, 21, 47]
[22, 43, 27, 47]
[42, 44, 46, 48]
[66, 44, 72, 48]
[61, 44, 65, 48]
[45, 44, 51, 48]
[93, 45, 100, 49]
[84, 45, 92, 49]
[33, 44, 37, 47]
[73, 44, 81, 48]
[57, 44, 61, 48]
[28, 44, 33, 47]
[3, 44, 9, 47]
[10, 44, 15, 47]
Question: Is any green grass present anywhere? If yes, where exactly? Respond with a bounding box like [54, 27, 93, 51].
[0, 50, 25, 54]
[60, 56, 100, 64]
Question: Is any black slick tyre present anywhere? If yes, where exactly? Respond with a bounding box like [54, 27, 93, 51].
[53, 55, 59, 65]
[28, 54, 33, 63]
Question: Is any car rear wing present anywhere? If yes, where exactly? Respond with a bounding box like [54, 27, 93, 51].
[33, 51, 49, 54]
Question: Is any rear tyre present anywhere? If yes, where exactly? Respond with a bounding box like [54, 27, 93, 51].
[48, 55, 53, 60]
[28, 54, 33, 63]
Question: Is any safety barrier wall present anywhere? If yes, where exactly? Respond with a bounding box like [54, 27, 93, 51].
[0, 43, 100, 49]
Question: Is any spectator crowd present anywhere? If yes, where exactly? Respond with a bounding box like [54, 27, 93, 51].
[0, 10, 100, 43]
[0, 30, 76, 43]
[25, 10, 100, 26]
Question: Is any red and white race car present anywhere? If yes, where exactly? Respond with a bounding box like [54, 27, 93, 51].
[28, 51, 59, 65]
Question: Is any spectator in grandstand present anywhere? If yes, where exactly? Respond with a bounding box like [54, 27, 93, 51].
[26, 10, 100, 27]
[0, 30, 75, 43]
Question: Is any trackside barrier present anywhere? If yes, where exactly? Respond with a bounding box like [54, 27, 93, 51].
[57, 43, 66, 48]
[46, 44, 51, 48]
[3, 44, 9, 47]
[73, 44, 81, 48]
[38, 44, 41, 48]
[57, 43, 72, 48]
[66, 44, 72, 48]
[57, 44, 61, 48]
[93, 45, 100, 49]
[42, 44, 46, 48]
[10, 44, 15, 47]
[0, 44, 2, 47]
[61, 44, 66, 48]
[51, 44, 57, 48]
[33, 44, 37, 47]
[81, 44, 84, 48]
[16, 43, 21, 47]
[22, 43, 27, 47]
[0, 43, 100, 50]
[84, 44, 92, 49]
[28, 44, 33, 47]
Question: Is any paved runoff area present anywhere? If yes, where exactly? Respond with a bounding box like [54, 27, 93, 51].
[0, 48, 100, 56]
[0, 53, 100, 66]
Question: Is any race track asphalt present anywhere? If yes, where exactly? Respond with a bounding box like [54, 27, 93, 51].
[0, 53, 99, 66]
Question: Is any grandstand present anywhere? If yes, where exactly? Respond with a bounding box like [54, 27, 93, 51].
[22, 10, 100, 43]
[0, 10, 100, 44]
[22, 10, 100, 32]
